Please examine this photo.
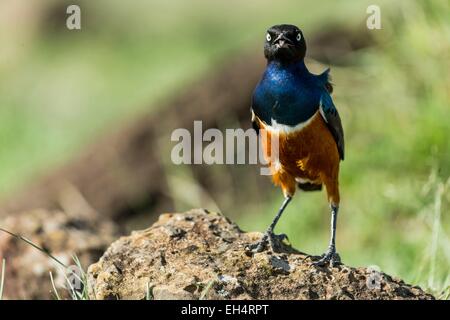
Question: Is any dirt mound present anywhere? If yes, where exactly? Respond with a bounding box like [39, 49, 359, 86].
[87, 209, 433, 300]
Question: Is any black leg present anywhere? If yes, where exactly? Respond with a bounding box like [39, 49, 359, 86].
[247, 196, 292, 252]
[314, 204, 341, 266]
[329, 204, 338, 249]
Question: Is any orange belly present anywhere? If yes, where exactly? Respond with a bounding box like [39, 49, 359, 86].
[258, 111, 340, 203]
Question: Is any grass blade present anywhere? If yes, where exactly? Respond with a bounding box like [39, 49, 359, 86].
[146, 282, 154, 300]
[71, 254, 89, 300]
[0, 227, 67, 268]
[0, 259, 5, 300]
[49, 271, 61, 300]
[199, 280, 215, 300]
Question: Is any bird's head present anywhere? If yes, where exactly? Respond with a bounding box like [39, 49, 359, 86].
[264, 24, 306, 63]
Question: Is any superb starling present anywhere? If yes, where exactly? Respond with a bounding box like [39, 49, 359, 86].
[249, 24, 345, 266]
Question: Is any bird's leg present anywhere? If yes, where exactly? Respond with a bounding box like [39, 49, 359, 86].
[247, 196, 292, 253]
[314, 204, 341, 267]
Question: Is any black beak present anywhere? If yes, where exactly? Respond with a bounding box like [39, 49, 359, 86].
[273, 33, 293, 49]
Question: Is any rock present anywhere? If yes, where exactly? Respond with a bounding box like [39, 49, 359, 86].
[87, 209, 434, 300]
[152, 285, 195, 300]
[0, 209, 118, 299]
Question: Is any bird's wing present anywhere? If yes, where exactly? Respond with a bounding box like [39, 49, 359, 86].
[317, 68, 333, 94]
[319, 91, 345, 160]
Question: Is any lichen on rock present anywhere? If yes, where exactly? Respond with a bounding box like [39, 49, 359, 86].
[87, 209, 434, 300]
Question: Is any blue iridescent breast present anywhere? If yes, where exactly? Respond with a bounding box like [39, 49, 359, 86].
[252, 61, 321, 126]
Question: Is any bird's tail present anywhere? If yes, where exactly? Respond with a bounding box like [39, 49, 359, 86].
[298, 182, 322, 192]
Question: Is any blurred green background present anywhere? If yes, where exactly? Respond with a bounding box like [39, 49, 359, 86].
[0, 0, 448, 298]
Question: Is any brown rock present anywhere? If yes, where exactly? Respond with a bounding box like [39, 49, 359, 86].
[0, 209, 118, 299]
[87, 209, 434, 300]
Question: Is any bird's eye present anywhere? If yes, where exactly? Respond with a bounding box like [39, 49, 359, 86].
[296, 33, 302, 41]
[266, 33, 271, 42]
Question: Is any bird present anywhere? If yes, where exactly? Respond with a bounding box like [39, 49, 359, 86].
[248, 24, 345, 267]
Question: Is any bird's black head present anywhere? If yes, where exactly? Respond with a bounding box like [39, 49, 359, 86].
[264, 24, 306, 63]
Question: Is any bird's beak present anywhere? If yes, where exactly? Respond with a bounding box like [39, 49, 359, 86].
[277, 39, 286, 47]
[273, 34, 292, 49]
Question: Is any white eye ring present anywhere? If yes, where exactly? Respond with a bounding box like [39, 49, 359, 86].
[266, 33, 271, 42]
[296, 33, 302, 41]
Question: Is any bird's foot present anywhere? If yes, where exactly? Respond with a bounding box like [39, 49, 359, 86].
[246, 237, 268, 253]
[269, 232, 290, 249]
[246, 232, 290, 253]
[313, 246, 341, 267]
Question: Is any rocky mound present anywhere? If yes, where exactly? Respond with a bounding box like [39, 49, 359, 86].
[87, 209, 433, 300]
[0, 208, 118, 299]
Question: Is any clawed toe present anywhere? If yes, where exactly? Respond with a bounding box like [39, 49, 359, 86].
[246, 241, 267, 253]
[313, 248, 341, 267]
[246, 232, 290, 253]
[270, 233, 289, 244]
[246, 236, 269, 253]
